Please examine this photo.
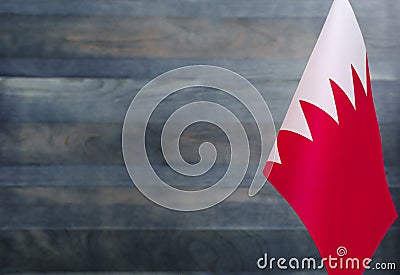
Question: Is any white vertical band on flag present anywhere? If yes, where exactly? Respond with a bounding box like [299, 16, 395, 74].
[269, 0, 367, 164]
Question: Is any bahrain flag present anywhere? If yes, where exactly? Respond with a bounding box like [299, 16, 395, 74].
[264, 0, 397, 273]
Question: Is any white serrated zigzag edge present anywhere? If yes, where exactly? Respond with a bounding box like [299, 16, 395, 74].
[269, 0, 367, 164]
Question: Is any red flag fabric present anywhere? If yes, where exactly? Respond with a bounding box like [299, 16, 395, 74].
[264, 0, 397, 274]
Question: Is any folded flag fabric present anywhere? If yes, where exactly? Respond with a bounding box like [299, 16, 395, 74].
[264, 0, 398, 273]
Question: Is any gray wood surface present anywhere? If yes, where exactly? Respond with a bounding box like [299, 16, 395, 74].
[0, 123, 398, 167]
[0, 78, 398, 123]
[0, 185, 398, 230]
[0, 185, 302, 230]
[2, 0, 397, 18]
[1, 77, 397, 167]
[1, 165, 399, 189]
[0, 229, 398, 273]
[0, 16, 398, 60]
[0, 0, 398, 272]
[1, 58, 399, 79]
[0, 229, 329, 272]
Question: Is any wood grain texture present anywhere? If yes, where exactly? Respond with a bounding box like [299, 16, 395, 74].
[0, 185, 300, 230]
[0, 229, 398, 273]
[0, 0, 398, 273]
[0, 0, 332, 17]
[0, 0, 398, 19]
[0, 16, 321, 59]
[1, 58, 398, 79]
[0, 78, 398, 123]
[0, 186, 398, 230]
[0, 16, 398, 60]
[1, 165, 398, 189]
[0, 229, 323, 273]
[0, 123, 398, 167]
[1, 77, 396, 168]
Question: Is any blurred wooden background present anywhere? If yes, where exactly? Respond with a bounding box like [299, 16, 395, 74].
[0, 0, 398, 273]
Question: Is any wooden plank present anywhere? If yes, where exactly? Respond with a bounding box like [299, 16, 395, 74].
[0, 0, 331, 17]
[0, 0, 398, 19]
[0, 165, 132, 187]
[0, 185, 304, 230]
[0, 186, 398, 230]
[0, 16, 398, 60]
[0, 16, 320, 59]
[0, 58, 306, 79]
[0, 78, 145, 123]
[0, 122, 398, 166]
[0, 164, 258, 189]
[0, 58, 398, 80]
[0, 78, 398, 123]
[0, 229, 398, 273]
[0, 77, 395, 170]
[0, 165, 399, 188]
[0, 123, 123, 165]
[0, 229, 320, 273]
